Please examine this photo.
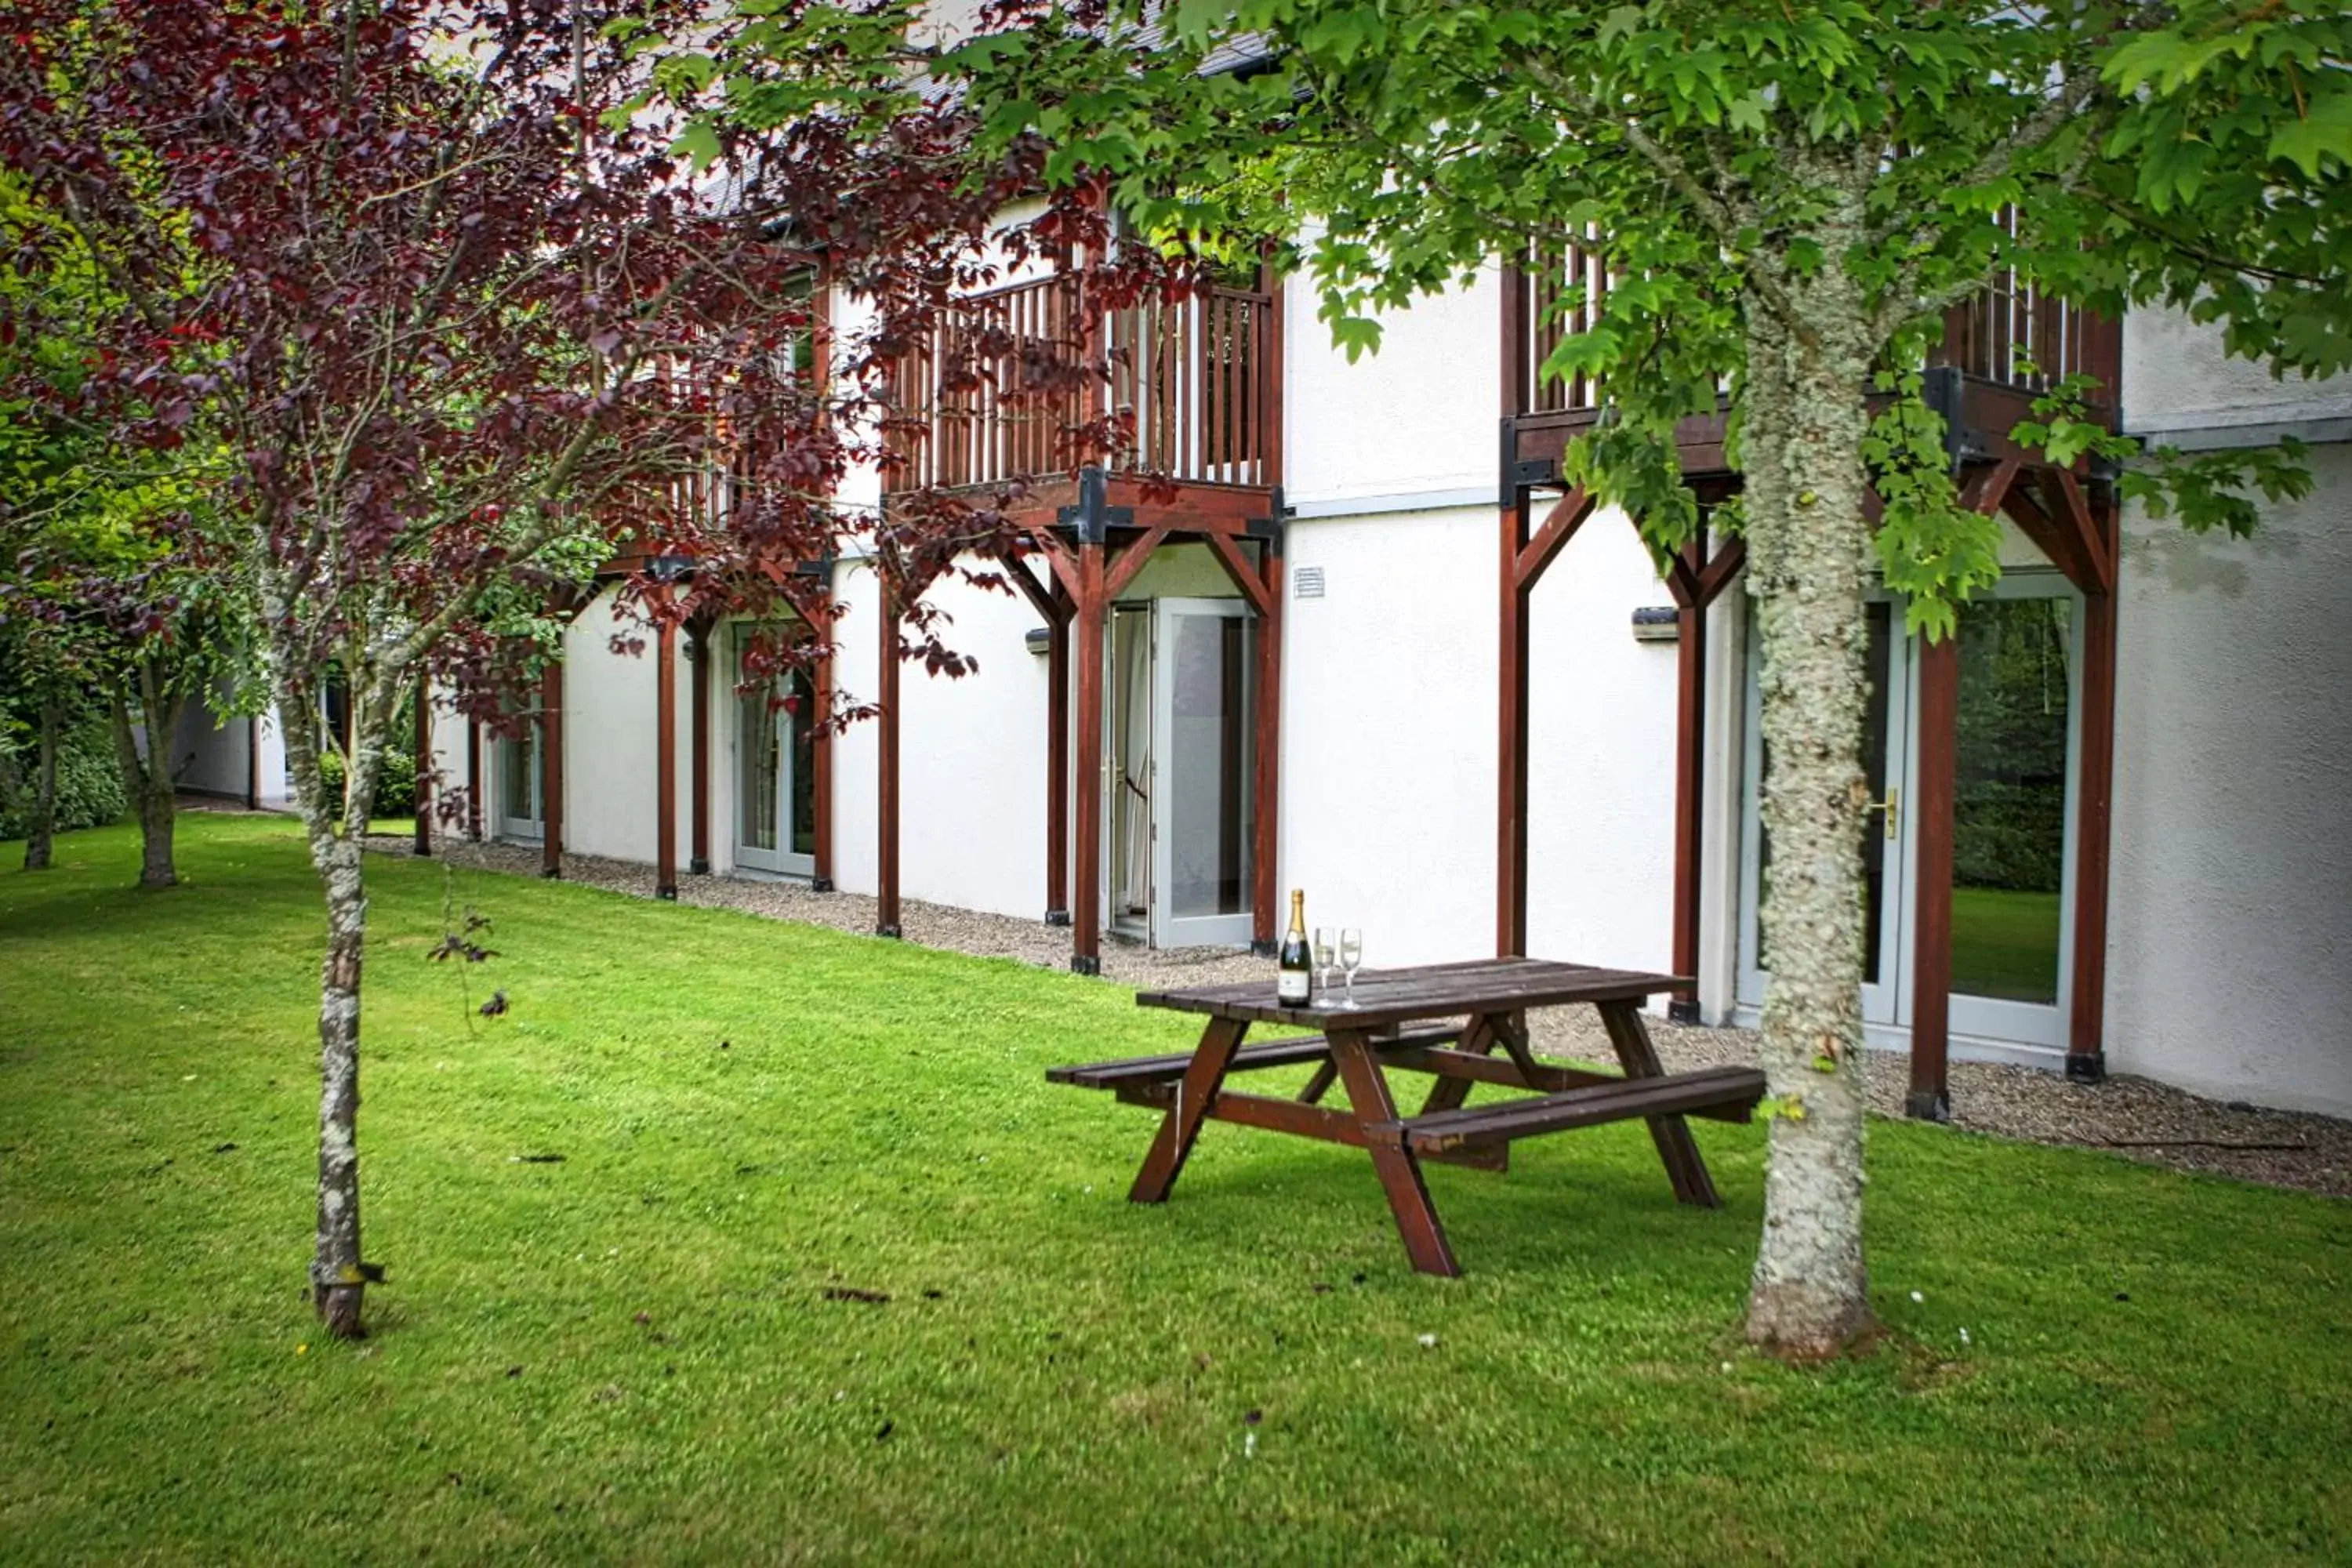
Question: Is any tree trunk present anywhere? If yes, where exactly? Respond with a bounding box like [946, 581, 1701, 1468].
[312, 832, 369, 1338]
[108, 680, 180, 890]
[21, 699, 61, 870]
[1737, 252, 1881, 1359]
[274, 652, 393, 1341]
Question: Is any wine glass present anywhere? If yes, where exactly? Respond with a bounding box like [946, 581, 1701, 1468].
[1339, 928, 1364, 1009]
[1312, 927, 1338, 1005]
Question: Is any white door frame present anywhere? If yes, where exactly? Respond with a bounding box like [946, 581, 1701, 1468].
[494, 724, 543, 844]
[1735, 572, 2084, 1064]
[1149, 597, 1256, 949]
[730, 623, 815, 879]
[1737, 596, 1911, 1025]
[1907, 570, 2083, 1051]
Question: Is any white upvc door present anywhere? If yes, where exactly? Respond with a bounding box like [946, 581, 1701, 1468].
[731, 625, 815, 879]
[1903, 572, 2083, 1052]
[1146, 597, 1257, 949]
[494, 724, 543, 843]
[1737, 574, 2084, 1060]
[1738, 597, 1912, 1027]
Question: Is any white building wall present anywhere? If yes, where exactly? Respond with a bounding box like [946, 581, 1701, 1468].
[1276, 506, 1498, 967]
[557, 590, 690, 869]
[167, 685, 291, 807]
[1523, 511, 1682, 976]
[1283, 264, 1500, 514]
[2106, 441, 2352, 1116]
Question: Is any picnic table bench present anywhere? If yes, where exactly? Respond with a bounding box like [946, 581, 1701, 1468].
[1047, 958, 1765, 1276]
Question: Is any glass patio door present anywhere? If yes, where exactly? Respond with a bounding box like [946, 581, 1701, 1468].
[1922, 581, 2080, 1050]
[1149, 598, 1256, 949]
[732, 626, 816, 877]
[1738, 577, 2082, 1053]
[1107, 604, 1154, 936]
[1738, 600, 1911, 1025]
[495, 723, 543, 842]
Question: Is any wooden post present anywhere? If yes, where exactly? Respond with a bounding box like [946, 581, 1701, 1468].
[877, 573, 902, 938]
[655, 618, 678, 900]
[688, 625, 711, 876]
[2068, 577, 2117, 1080]
[1045, 605, 1071, 925]
[1070, 543, 1106, 974]
[1909, 629, 1958, 1121]
[1496, 496, 1532, 957]
[466, 718, 483, 840]
[412, 684, 432, 858]
[1668, 539, 1706, 1020]
[1250, 538, 1283, 954]
[245, 717, 263, 809]
[539, 661, 564, 878]
[811, 635, 834, 892]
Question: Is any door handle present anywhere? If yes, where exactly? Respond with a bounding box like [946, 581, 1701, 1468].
[1864, 786, 1899, 842]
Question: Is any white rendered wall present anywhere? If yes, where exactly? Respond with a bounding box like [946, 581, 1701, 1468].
[823, 557, 1057, 920]
[556, 590, 690, 869]
[2105, 441, 2352, 1116]
[2123, 304, 2352, 438]
[1276, 506, 1497, 966]
[1282, 265, 1501, 514]
[1523, 510, 1683, 976]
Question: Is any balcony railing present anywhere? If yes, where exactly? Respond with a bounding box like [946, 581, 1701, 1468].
[886, 272, 1276, 495]
[1512, 223, 2120, 422]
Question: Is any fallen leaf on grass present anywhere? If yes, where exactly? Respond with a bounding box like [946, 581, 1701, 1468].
[822, 1287, 891, 1305]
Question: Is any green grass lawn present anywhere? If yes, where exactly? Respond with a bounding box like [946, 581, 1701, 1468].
[2, 815, 2347, 1565]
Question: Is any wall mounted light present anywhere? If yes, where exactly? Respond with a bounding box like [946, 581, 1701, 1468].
[1025, 626, 1054, 657]
[1632, 606, 1679, 643]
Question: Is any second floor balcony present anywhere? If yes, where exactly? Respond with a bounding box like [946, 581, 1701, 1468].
[1504, 229, 2122, 488]
[883, 270, 1279, 507]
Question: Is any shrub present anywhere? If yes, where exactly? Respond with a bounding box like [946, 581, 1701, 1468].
[0, 717, 128, 839]
[317, 745, 417, 818]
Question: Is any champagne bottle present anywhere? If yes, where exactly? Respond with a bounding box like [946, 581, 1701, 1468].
[1277, 889, 1312, 1004]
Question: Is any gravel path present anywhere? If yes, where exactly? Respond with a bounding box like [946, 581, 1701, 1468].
[369, 833, 2352, 1200]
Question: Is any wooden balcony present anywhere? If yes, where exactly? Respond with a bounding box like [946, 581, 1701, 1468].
[1503, 234, 2122, 492]
[883, 271, 1279, 521]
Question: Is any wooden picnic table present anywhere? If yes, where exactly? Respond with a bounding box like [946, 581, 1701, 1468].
[1048, 958, 1766, 1276]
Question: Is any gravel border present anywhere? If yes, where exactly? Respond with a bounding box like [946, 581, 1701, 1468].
[368, 831, 2352, 1200]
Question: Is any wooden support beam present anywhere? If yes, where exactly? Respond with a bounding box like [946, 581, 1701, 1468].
[2069, 510, 2118, 1081]
[1204, 531, 1276, 617]
[877, 572, 903, 938]
[1497, 495, 1533, 957]
[655, 618, 679, 901]
[811, 632, 835, 892]
[1069, 543, 1107, 974]
[1909, 628, 1958, 1122]
[1669, 534, 1706, 1016]
[1515, 488, 1592, 592]
[466, 718, 483, 840]
[2053, 469, 2114, 593]
[539, 660, 564, 878]
[412, 684, 432, 858]
[245, 716, 263, 810]
[1102, 524, 1173, 601]
[1046, 601, 1071, 925]
[688, 625, 711, 875]
[1250, 539, 1283, 953]
[1696, 535, 1746, 607]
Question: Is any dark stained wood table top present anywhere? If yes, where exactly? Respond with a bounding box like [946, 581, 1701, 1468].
[1134, 958, 1689, 1032]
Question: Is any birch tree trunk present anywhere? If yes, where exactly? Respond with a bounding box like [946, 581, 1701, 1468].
[276, 662, 380, 1338]
[20, 699, 61, 871]
[1737, 201, 1883, 1359]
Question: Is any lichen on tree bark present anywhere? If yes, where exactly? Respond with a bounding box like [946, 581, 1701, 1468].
[1737, 183, 1881, 1359]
